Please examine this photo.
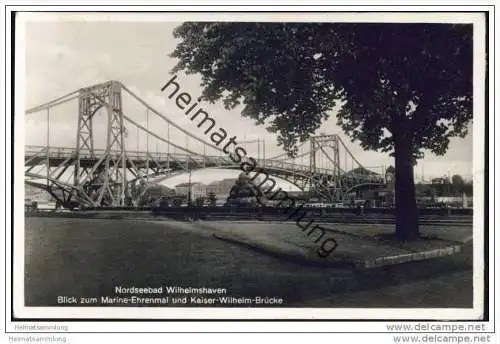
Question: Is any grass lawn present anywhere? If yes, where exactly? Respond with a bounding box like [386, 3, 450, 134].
[24, 217, 473, 308]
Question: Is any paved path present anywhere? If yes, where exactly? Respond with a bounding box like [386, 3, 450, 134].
[187, 220, 471, 268]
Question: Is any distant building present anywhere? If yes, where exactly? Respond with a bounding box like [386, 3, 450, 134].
[205, 178, 237, 198]
[359, 187, 394, 208]
[175, 182, 191, 196]
[175, 182, 208, 200]
[24, 185, 53, 202]
[435, 195, 473, 208]
[431, 177, 451, 184]
[283, 191, 309, 200]
[136, 183, 175, 206]
[356, 187, 472, 208]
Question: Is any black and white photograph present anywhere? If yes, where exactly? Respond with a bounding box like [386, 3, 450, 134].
[10, 9, 489, 326]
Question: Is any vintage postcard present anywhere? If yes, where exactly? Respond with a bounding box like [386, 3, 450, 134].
[11, 10, 487, 323]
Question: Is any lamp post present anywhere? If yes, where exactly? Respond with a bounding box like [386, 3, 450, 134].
[447, 163, 455, 196]
[187, 170, 192, 206]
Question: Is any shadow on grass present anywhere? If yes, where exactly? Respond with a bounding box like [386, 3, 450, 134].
[214, 232, 473, 304]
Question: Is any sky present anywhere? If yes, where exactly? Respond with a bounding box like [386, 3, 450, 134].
[22, 17, 474, 189]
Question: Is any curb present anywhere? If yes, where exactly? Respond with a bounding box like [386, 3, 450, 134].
[213, 233, 467, 270]
[362, 245, 463, 268]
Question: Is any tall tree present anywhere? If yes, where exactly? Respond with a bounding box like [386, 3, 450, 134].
[386, 166, 396, 175]
[451, 174, 466, 196]
[227, 172, 262, 207]
[451, 174, 465, 186]
[171, 22, 472, 240]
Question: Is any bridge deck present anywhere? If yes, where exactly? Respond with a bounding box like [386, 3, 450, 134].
[24, 145, 384, 181]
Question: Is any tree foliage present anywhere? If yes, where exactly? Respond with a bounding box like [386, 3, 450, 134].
[207, 192, 217, 206]
[171, 22, 472, 158]
[451, 174, 465, 185]
[195, 197, 206, 206]
[226, 172, 262, 207]
[171, 22, 473, 240]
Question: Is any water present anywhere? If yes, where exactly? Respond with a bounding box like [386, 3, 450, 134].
[23, 217, 472, 308]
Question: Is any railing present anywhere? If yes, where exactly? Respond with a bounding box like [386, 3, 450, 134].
[24, 145, 383, 181]
[24, 145, 232, 165]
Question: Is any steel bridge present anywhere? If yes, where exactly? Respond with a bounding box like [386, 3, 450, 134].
[24, 80, 386, 208]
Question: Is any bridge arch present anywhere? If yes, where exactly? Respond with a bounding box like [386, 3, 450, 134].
[140, 165, 308, 194]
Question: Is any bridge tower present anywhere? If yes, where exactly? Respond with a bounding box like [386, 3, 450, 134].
[309, 134, 342, 202]
[74, 81, 128, 206]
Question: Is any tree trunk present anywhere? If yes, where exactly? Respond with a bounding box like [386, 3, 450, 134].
[393, 131, 420, 241]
